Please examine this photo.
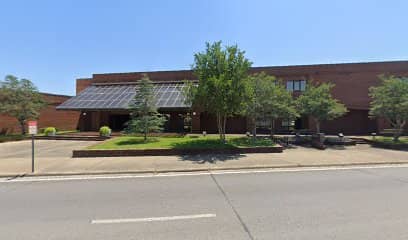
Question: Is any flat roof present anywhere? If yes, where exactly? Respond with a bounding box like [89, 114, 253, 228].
[88, 60, 408, 77]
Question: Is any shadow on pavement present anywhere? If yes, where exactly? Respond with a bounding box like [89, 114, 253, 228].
[178, 153, 246, 164]
[290, 144, 348, 150]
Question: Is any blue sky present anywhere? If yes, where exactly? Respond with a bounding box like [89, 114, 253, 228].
[1, 0, 407, 95]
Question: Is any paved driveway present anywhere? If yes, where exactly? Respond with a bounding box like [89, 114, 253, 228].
[0, 140, 98, 174]
[0, 140, 98, 158]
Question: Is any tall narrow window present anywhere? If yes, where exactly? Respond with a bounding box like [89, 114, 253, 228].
[300, 81, 304, 91]
[286, 81, 294, 91]
[294, 81, 301, 91]
[286, 80, 306, 92]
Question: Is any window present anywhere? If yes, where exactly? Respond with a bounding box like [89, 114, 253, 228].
[281, 119, 295, 131]
[256, 118, 269, 128]
[281, 120, 295, 127]
[286, 80, 306, 91]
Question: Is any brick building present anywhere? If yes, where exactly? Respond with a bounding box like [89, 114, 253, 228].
[0, 93, 80, 134]
[57, 60, 408, 135]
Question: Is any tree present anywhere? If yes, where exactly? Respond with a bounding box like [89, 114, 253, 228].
[0, 75, 46, 134]
[296, 82, 347, 134]
[190, 41, 252, 141]
[263, 78, 299, 137]
[182, 80, 197, 133]
[246, 73, 272, 139]
[246, 72, 298, 139]
[125, 74, 166, 141]
[369, 75, 408, 141]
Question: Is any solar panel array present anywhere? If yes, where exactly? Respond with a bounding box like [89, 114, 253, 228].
[57, 83, 190, 110]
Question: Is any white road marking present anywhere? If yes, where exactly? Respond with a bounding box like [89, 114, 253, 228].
[1, 164, 408, 183]
[91, 213, 216, 224]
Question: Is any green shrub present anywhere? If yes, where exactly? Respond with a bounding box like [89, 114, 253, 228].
[0, 135, 26, 143]
[99, 126, 112, 137]
[44, 127, 57, 136]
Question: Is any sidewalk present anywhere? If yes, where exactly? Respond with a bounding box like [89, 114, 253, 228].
[0, 141, 407, 177]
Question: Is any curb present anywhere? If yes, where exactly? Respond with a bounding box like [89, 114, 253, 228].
[2, 161, 408, 179]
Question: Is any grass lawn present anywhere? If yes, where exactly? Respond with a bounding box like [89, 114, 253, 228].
[373, 136, 408, 145]
[0, 134, 26, 143]
[88, 135, 276, 150]
[0, 130, 79, 143]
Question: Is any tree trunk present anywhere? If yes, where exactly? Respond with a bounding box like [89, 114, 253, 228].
[393, 132, 400, 142]
[270, 119, 275, 138]
[393, 119, 406, 142]
[19, 120, 26, 135]
[216, 113, 222, 140]
[222, 115, 227, 143]
[144, 121, 148, 141]
[216, 113, 226, 142]
[315, 119, 321, 134]
[252, 117, 257, 142]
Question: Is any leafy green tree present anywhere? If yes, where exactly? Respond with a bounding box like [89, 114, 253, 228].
[246, 73, 272, 139]
[125, 74, 166, 141]
[0, 75, 46, 134]
[246, 72, 298, 139]
[182, 80, 198, 133]
[369, 75, 408, 141]
[296, 82, 347, 134]
[190, 41, 252, 141]
[264, 79, 299, 137]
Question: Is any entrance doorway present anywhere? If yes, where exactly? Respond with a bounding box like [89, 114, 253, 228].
[295, 118, 303, 130]
[109, 114, 130, 131]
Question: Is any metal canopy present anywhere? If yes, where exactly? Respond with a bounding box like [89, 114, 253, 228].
[57, 82, 190, 110]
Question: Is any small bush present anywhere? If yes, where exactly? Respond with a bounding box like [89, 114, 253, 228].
[99, 126, 112, 137]
[44, 127, 57, 136]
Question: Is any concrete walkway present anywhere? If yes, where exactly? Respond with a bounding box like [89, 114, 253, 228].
[0, 140, 407, 177]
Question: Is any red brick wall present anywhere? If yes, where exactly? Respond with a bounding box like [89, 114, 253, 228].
[199, 113, 248, 134]
[319, 110, 377, 135]
[0, 93, 80, 134]
[251, 61, 408, 110]
[80, 61, 408, 111]
[74, 61, 408, 134]
[92, 70, 194, 83]
[76, 78, 93, 94]
[0, 114, 19, 134]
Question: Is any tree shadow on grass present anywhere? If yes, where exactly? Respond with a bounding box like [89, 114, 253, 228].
[116, 138, 159, 146]
[173, 138, 246, 164]
[170, 138, 236, 149]
[178, 153, 246, 164]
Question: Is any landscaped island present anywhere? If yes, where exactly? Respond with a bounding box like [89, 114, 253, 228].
[370, 136, 408, 150]
[373, 136, 408, 144]
[87, 135, 276, 150]
[72, 135, 282, 157]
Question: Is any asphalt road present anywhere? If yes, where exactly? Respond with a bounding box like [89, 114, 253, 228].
[1, 166, 408, 239]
